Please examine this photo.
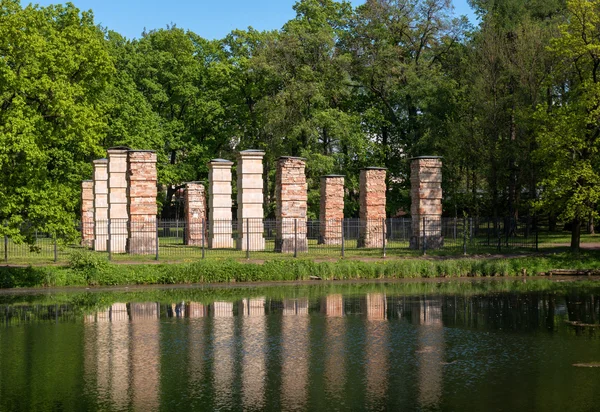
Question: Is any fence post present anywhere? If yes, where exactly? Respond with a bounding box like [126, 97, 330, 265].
[463, 216, 467, 256]
[155, 218, 159, 261]
[4, 233, 8, 263]
[382, 218, 387, 258]
[201, 218, 205, 260]
[246, 218, 250, 260]
[107, 219, 112, 261]
[53, 234, 58, 263]
[341, 219, 345, 258]
[422, 217, 427, 256]
[294, 218, 298, 258]
[487, 219, 490, 246]
[535, 216, 539, 252]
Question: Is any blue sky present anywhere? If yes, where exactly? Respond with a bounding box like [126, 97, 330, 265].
[29, 0, 476, 40]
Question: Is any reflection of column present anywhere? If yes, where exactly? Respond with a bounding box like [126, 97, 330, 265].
[81, 180, 94, 247]
[415, 298, 444, 410]
[358, 167, 387, 248]
[186, 302, 207, 318]
[364, 294, 388, 408]
[107, 148, 129, 253]
[129, 303, 160, 411]
[275, 157, 308, 253]
[93, 159, 108, 251]
[319, 176, 345, 245]
[240, 298, 266, 410]
[237, 150, 266, 251]
[322, 295, 345, 401]
[109, 303, 130, 410]
[208, 159, 234, 248]
[212, 301, 234, 409]
[281, 298, 309, 410]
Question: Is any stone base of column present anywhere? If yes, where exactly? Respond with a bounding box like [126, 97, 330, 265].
[209, 235, 233, 249]
[236, 218, 265, 251]
[127, 237, 157, 254]
[275, 237, 308, 253]
[94, 235, 108, 252]
[319, 219, 343, 245]
[409, 236, 444, 250]
[237, 236, 265, 251]
[358, 221, 386, 248]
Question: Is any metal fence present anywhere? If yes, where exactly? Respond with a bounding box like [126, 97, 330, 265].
[1, 217, 539, 263]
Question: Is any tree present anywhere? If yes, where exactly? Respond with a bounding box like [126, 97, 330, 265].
[535, 0, 600, 251]
[0, 1, 113, 241]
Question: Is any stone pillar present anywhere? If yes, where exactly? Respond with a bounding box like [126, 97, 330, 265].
[410, 157, 443, 249]
[184, 182, 207, 247]
[127, 150, 157, 254]
[81, 180, 94, 248]
[107, 147, 129, 253]
[237, 150, 265, 251]
[92, 159, 108, 251]
[358, 167, 387, 248]
[319, 175, 344, 245]
[208, 159, 234, 249]
[275, 157, 308, 253]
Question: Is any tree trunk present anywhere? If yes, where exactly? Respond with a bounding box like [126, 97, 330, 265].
[571, 217, 581, 253]
[588, 214, 595, 235]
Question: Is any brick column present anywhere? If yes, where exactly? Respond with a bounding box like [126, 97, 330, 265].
[208, 159, 234, 249]
[92, 159, 108, 251]
[237, 150, 265, 251]
[81, 180, 94, 248]
[358, 167, 387, 248]
[319, 175, 344, 245]
[410, 156, 443, 249]
[275, 157, 308, 253]
[107, 147, 129, 253]
[184, 182, 207, 246]
[127, 150, 157, 254]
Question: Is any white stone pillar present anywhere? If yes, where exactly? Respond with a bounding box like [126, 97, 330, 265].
[208, 159, 234, 249]
[82, 180, 94, 248]
[93, 159, 108, 251]
[107, 147, 129, 253]
[237, 150, 265, 251]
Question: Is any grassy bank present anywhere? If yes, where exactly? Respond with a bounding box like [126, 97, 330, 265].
[1, 250, 600, 289]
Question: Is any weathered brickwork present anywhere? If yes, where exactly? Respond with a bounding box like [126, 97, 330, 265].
[275, 157, 308, 253]
[319, 176, 344, 245]
[184, 182, 207, 246]
[107, 148, 129, 253]
[208, 159, 234, 249]
[92, 159, 108, 251]
[410, 157, 443, 249]
[358, 168, 387, 248]
[127, 150, 157, 254]
[81, 180, 94, 248]
[237, 150, 265, 251]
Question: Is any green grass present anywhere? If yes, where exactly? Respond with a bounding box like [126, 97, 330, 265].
[2, 250, 600, 289]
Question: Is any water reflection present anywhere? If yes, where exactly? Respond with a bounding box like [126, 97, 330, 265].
[2, 284, 600, 411]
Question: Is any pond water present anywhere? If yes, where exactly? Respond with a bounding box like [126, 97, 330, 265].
[1, 279, 599, 411]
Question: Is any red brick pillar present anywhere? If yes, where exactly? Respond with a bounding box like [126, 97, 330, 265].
[410, 157, 443, 249]
[319, 175, 344, 245]
[184, 182, 206, 246]
[127, 150, 157, 254]
[275, 157, 308, 253]
[92, 159, 108, 251]
[81, 180, 94, 248]
[358, 167, 387, 248]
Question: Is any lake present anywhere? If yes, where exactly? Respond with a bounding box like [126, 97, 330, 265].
[1, 279, 599, 411]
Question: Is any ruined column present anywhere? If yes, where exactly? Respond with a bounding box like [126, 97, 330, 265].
[237, 150, 265, 251]
[93, 159, 108, 251]
[275, 157, 308, 253]
[208, 159, 234, 249]
[319, 175, 344, 245]
[127, 150, 157, 254]
[81, 180, 94, 248]
[410, 157, 443, 249]
[184, 182, 207, 247]
[358, 167, 387, 248]
[107, 147, 129, 253]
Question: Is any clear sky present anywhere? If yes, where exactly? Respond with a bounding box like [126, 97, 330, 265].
[29, 0, 476, 40]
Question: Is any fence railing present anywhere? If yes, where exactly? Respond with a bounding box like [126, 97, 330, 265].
[2, 217, 539, 263]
